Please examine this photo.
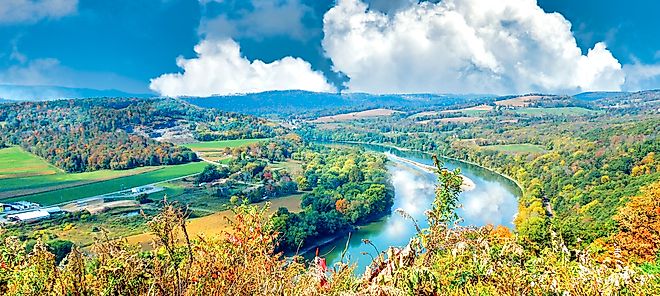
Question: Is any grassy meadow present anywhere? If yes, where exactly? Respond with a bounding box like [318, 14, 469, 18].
[481, 144, 546, 154]
[183, 138, 270, 162]
[125, 193, 304, 250]
[0, 146, 61, 179]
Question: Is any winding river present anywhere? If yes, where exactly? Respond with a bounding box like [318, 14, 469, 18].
[313, 143, 522, 274]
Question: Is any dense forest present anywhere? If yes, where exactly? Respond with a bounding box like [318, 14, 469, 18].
[0, 98, 283, 172]
[273, 147, 393, 252]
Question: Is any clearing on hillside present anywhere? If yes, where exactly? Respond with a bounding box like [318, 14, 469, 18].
[311, 108, 400, 123]
[417, 116, 483, 124]
[0, 147, 60, 179]
[183, 138, 269, 162]
[440, 105, 494, 115]
[408, 111, 439, 119]
[495, 95, 543, 107]
[481, 144, 546, 154]
[269, 159, 304, 175]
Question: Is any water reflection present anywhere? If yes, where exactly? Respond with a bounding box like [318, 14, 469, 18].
[458, 181, 517, 227]
[311, 142, 520, 274]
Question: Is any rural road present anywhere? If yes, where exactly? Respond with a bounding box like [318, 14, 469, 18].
[49, 171, 202, 209]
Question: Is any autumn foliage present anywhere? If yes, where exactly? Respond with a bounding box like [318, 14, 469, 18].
[2, 163, 660, 295]
[614, 181, 660, 262]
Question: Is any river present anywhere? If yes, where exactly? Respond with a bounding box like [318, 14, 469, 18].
[311, 143, 521, 274]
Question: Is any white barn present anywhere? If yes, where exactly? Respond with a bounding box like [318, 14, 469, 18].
[7, 210, 50, 223]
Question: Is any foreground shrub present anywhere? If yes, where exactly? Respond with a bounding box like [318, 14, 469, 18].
[1, 158, 659, 295]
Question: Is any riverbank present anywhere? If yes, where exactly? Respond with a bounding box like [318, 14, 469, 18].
[384, 152, 476, 191]
[295, 228, 354, 257]
[327, 140, 524, 196]
[313, 141, 521, 273]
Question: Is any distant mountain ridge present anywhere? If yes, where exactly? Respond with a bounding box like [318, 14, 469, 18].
[183, 90, 492, 117]
[0, 84, 153, 101]
[3, 86, 657, 115]
[572, 91, 630, 101]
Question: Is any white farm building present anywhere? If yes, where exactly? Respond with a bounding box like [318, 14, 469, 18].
[7, 210, 51, 223]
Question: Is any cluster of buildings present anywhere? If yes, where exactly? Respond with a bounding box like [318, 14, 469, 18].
[0, 201, 62, 223]
[1, 186, 163, 225]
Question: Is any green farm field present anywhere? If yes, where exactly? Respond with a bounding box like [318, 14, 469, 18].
[0, 165, 160, 195]
[0, 146, 61, 179]
[2, 162, 207, 206]
[481, 144, 546, 154]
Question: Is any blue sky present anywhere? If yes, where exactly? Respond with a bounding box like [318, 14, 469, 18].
[0, 0, 659, 96]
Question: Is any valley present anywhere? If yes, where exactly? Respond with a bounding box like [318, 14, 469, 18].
[3, 2, 660, 294]
[1, 91, 659, 294]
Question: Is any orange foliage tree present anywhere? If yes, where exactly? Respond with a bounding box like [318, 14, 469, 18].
[614, 181, 660, 262]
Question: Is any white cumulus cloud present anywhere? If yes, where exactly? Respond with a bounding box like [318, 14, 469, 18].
[322, 0, 625, 94]
[149, 39, 336, 97]
[0, 0, 78, 24]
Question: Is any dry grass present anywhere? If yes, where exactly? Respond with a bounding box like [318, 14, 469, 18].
[495, 95, 542, 107]
[125, 194, 303, 249]
[311, 108, 400, 123]
[269, 160, 303, 175]
[408, 111, 439, 119]
[84, 200, 140, 215]
[419, 117, 482, 124]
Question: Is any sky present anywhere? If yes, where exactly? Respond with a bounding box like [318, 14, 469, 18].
[0, 0, 659, 97]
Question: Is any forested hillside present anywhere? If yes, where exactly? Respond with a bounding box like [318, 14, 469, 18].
[185, 90, 488, 118]
[300, 92, 660, 254]
[0, 98, 284, 172]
